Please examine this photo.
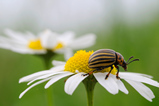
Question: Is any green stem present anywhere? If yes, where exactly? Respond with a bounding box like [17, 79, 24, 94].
[43, 57, 54, 106]
[36, 50, 56, 106]
[45, 87, 54, 106]
[38, 50, 55, 70]
[83, 75, 97, 106]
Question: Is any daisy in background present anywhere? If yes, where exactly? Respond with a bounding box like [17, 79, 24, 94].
[19, 50, 159, 104]
[0, 29, 96, 60]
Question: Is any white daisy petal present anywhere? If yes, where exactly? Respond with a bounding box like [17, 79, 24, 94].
[40, 29, 58, 49]
[45, 71, 73, 89]
[52, 60, 66, 66]
[11, 48, 33, 54]
[19, 77, 51, 99]
[0, 36, 23, 49]
[20, 65, 65, 83]
[0, 43, 10, 49]
[93, 72, 118, 94]
[27, 71, 67, 85]
[139, 74, 153, 79]
[58, 31, 75, 45]
[0, 36, 27, 47]
[19, 70, 52, 83]
[65, 72, 88, 95]
[25, 32, 37, 40]
[69, 34, 96, 49]
[120, 72, 159, 87]
[54, 49, 65, 54]
[0, 36, 13, 43]
[125, 79, 155, 102]
[119, 72, 153, 78]
[0, 41, 11, 49]
[109, 74, 128, 94]
[116, 79, 129, 94]
[9, 48, 46, 54]
[4, 29, 28, 43]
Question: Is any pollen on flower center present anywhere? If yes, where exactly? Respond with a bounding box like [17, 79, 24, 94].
[53, 42, 64, 51]
[64, 50, 93, 73]
[28, 39, 43, 50]
[64, 50, 117, 75]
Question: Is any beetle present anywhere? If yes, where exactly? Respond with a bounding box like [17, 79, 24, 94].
[84, 49, 139, 79]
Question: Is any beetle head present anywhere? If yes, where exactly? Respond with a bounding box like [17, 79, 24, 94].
[122, 60, 127, 71]
[116, 52, 127, 70]
[116, 53, 139, 71]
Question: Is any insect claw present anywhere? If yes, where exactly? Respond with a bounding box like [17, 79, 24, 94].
[82, 70, 95, 76]
[116, 76, 120, 80]
[64, 78, 68, 82]
[82, 73, 89, 76]
[105, 75, 109, 80]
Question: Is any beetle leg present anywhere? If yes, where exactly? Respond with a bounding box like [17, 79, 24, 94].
[82, 68, 104, 76]
[82, 70, 96, 76]
[115, 65, 120, 80]
[105, 66, 113, 79]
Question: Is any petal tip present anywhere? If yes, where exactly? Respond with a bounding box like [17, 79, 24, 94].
[19, 80, 22, 83]
[19, 78, 26, 83]
[66, 92, 73, 95]
[157, 83, 159, 87]
[44, 85, 49, 89]
[125, 91, 129, 94]
[149, 99, 153, 102]
[19, 93, 24, 99]
[27, 82, 31, 85]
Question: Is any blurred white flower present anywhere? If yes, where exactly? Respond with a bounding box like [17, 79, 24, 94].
[19, 50, 159, 102]
[0, 29, 46, 54]
[0, 29, 96, 59]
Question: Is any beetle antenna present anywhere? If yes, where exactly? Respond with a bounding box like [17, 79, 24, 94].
[127, 59, 139, 65]
[126, 56, 134, 63]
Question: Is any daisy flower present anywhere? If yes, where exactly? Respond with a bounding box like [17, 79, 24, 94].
[0, 29, 96, 60]
[19, 50, 159, 102]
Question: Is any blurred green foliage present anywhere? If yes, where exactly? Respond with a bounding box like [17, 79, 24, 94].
[0, 19, 159, 106]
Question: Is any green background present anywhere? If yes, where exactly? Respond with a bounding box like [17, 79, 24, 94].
[0, 19, 159, 106]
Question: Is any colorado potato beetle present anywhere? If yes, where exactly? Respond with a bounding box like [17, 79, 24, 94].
[84, 49, 139, 79]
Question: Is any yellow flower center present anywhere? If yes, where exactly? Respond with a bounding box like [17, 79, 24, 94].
[28, 39, 43, 50]
[64, 50, 117, 75]
[53, 42, 64, 51]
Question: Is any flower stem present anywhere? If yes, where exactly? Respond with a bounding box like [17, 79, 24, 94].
[83, 75, 97, 106]
[38, 50, 55, 69]
[45, 87, 54, 106]
[37, 50, 56, 106]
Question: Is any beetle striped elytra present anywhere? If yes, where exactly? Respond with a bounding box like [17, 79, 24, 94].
[83, 49, 139, 79]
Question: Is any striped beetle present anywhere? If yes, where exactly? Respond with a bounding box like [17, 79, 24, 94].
[84, 49, 139, 79]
